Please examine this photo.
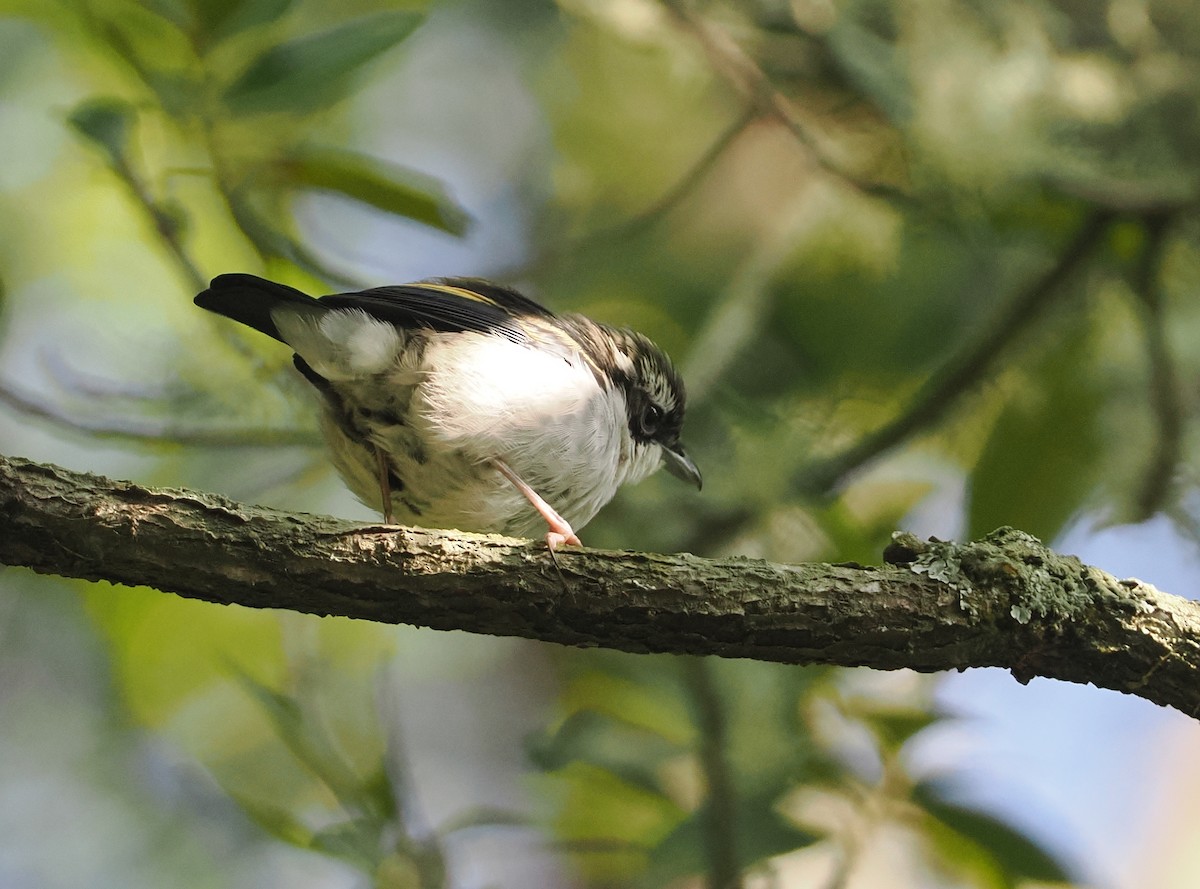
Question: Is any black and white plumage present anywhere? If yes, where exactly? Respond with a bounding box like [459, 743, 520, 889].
[195, 274, 700, 547]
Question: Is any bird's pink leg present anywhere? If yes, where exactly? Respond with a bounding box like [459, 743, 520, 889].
[493, 459, 581, 549]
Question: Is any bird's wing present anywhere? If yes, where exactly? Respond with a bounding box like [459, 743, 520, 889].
[320, 278, 557, 345]
[197, 274, 571, 383]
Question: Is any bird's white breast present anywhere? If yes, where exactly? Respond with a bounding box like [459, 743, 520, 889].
[418, 334, 616, 470]
[413, 332, 649, 531]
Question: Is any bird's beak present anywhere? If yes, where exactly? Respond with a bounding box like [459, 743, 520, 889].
[662, 444, 702, 490]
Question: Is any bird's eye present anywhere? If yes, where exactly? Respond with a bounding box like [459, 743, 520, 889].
[639, 402, 664, 437]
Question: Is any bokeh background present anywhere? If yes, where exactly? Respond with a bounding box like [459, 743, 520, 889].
[3, 0, 1200, 887]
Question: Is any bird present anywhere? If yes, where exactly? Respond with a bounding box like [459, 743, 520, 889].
[194, 274, 701, 549]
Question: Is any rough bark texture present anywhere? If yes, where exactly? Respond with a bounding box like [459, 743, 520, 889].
[3, 454, 1200, 718]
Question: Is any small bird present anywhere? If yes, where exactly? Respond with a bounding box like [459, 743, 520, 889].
[195, 274, 701, 548]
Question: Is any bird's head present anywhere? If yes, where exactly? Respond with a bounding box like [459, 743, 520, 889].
[593, 325, 702, 491]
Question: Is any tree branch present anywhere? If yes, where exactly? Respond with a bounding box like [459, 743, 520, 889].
[3, 454, 1200, 719]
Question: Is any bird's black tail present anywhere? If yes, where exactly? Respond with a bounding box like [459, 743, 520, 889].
[194, 274, 318, 343]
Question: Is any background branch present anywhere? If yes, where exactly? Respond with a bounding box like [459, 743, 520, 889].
[682, 657, 744, 889]
[1131, 212, 1183, 519]
[659, 0, 910, 204]
[798, 208, 1114, 493]
[0, 377, 320, 448]
[3, 454, 1200, 719]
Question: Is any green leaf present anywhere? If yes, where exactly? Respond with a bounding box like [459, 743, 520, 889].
[235, 671, 306, 747]
[641, 799, 821, 888]
[437, 806, 532, 835]
[921, 814, 1009, 889]
[82, 586, 284, 731]
[232, 668, 391, 821]
[138, 0, 191, 29]
[842, 699, 944, 754]
[222, 11, 424, 114]
[184, 0, 297, 49]
[225, 790, 313, 848]
[224, 187, 361, 286]
[232, 671, 364, 806]
[559, 661, 696, 746]
[67, 97, 136, 166]
[358, 766, 399, 824]
[825, 13, 912, 122]
[310, 818, 382, 872]
[968, 331, 1105, 541]
[527, 709, 679, 797]
[285, 146, 469, 235]
[699, 660, 838, 799]
[914, 782, 1074, 886]
[549, 762, 685, 881]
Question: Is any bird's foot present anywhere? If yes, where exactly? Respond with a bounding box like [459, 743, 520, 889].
[544, 528, 582, 551]
[493, 458, 582, 549]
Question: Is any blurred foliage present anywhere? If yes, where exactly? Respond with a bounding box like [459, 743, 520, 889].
[4, 0, 1200, 885]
